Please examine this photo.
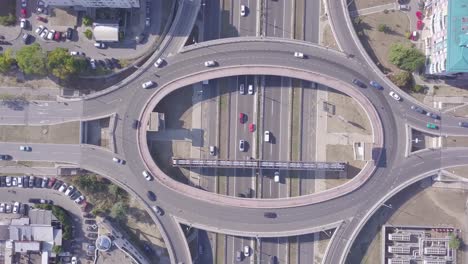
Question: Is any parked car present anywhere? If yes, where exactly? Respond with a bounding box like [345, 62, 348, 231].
[13, 202, 19, 214]
[90, 59, 96, 70]
[36, 16, 48, 23]
[248, 84, 254, 95]
[41, 177, 48, 188]
[244, 246, 250, 257]
[6, 176, 11, 187]
[66, 28, 73, 40]
[104, 58, 114, 69]
[19, 145, 31, 151]
[35, 25, 45, 34]
[20, 8, 27, 18]
[145, 17, 150, 27]
[23, 176, 29, 188]
[54, 31, 61, 41]
[12, 177, 17, 187]
[20, 19, 27, 29]
[87, 233, 98, 239]
[0, 203, 5, 213]
[22, 33, 30, 44]
[34, 177, 42, 188]
[74, 196, 85, 204]
[274, 171, 280, 183]
[264, 212, 277, 218]
[53, 180, 63, 190]
[239, 84, 245, 95]
[47, 177, 56, 188]
[47, 29, 55, 40]
[58, 183, 68, 192]
[65, 186, 75, 196]
[209, 146, 216, 156]
[21, 0, 27, 8]
[40, 28, 49, 39]
[399, 4, 410, 10]
[5, 204, 12, 213]
[18, 177, 23, 188]
[28, 176, 35, 188]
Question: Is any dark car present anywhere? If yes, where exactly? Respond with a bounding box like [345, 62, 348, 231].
[83, 213, 95, 219]
[104, 59, 114, 69]
[22, 33, 31, 44]
[66, 28, 73, 40]
[147, 191, 156, 201]
[132, 120, 139, 129]
[0, 176, 6, 187]
[410, 105, 426, 114]
[28, 198, 41, 203]
[369, 80, 383, 90]
[36, 16, 47, 23]
[22, 176, 29, 188]
[71, 191, 81, 200]
[270, 256, 278, 264]
[111, 58, 121, 69]
[98, 60, 106, 68]
[459, 122, 468, 128]
[35, 177, 43, 188]
[53, 180, 63, 190]
[0, 155, 11, 160]
[352, 78, 366, 88]
[264, 212, 277, 218]
[426, 112, 440, 119]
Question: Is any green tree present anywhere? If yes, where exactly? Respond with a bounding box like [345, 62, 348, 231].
[0, 48, 16, 73]
[16, 44, 47, 76]
[110, 202, 128, 222]
[390, 71, 412, 88]
[83, 15, 93, 26]
[47, 48, 83, 80]
[84, 29, 93, 39]
[0, 14, 16, 26]
[449, 233, 461, 249]
[388, 43, 426, 72]
[412, 84, 423, 93]
[52, 245, 62, 254]
[378, 24, 388, 32]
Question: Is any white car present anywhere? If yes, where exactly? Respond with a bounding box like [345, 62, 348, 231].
[112, 157, 125, 165]
[18, 177, 23, 188]
[74, 195, 85, 204]
[389, 91, 401, 101]
[142, 170, 152, 181]
[5, 204, 12, 213]
[90, 59, 96, 70]
[20, 19, 27, 29]
[264, 131, 270, 142]
[19, 145, 31, 151]
[70, 51, 79, 56]
[47, 29, 55, 40]
[13, 202, 19, 214]
[35, 25, 44, 34]
[40, 28, 48, 39]
[12, 177, 17, 187]
[204, 60, 216, 67]
[141, 81, 155, 89]
[239, 84, 245, 95]
[294, 52, 304, 58]
[154, 58, 164, 68]
[0, 203, 5, 213]
[248, 84, 254, 95]
[21, 0, 27, 7]
[240, 5, 247, 16]
[58, 183, 68, 192]
[65, 185, 75, 196]
[71, 256, 77, 264]
[244, 246, 250, 257]
[274, 171, 280, 183]
[5, 176, 11, 187]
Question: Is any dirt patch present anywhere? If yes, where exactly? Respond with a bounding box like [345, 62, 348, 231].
[49, 8, 77, 27]
[326, 90, 372, 135]
[357, 11, 411, 73]
[354, 0, 394, 10]
[0, 122, 80, 143]
[433, 85, 468, 97]
[321, 23, 339, 50]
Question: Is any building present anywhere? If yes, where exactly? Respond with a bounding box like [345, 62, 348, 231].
[42, 0, 139, 8]
[423, 0, 468, 75]
[93, 22, 120, 42]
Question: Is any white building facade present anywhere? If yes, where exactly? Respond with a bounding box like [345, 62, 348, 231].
[43, 0, 140, 8]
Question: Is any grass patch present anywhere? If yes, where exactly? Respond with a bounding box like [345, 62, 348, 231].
[0, 122, 80, 144]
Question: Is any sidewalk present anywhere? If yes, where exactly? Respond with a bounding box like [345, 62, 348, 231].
[350, 3, 397, 17]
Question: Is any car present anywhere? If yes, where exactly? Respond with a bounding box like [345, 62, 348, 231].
[236, 251, 243, 262]
[94, 42, 106, 49]
[20, 19, 27, 29]
[294, 51, 304, 58]
[132, 120, 140, 129]
[459, 122, 468, 128]
[47, 177, 56, 188]
[105, 58, 114, 69]
[204, 60, 216, 67]
[0, 203, 5, 213]
[53, 180, 63, 190]
[369, 81, 383, 90]
[239, 113, 246, 124]
[19, 204, 27, 215]
[145, 17, 151, 26]
[5, 204, 12, 213]
[47, 30, 55, 40]
[19, 145, 31, 151]
[248, 123, 255, 132]
[66, 28, 73, 40]
[13, 202, 19, 214]
[0, 155, 11, 161]
[427, 123, 438, 129]
[248, 85, 254, 95]
[152, 206, 164, 216]
[417, 20, 424, 30]
[40, 28, 48, 39]
[154, 58, 164, 68]
[22, 33, 30, 44]
[22, 176, 28, 188]
[21, 0, 27, 8]
[264, 131, 270, 142]
[36, 16, 47, 23]
[111, 58, 121, 69]
[410, 105, 426, 114]
[71, 191, 81, 200]
[147, 191, 156, 201]
[244, 246, 250, 257]
[58, 183, 68, 192]
[65, 186, 75, 196]
[239, 140, 246, 152]
[90, 59, 96, 70]
[264, 212, 277, 218]
[34, 177, 42, 188]
[12, 177, 17, 187]
[74, 196, 85, 204]
[21, 8, 27, 18]
[112, 157, 125, 164]
[41, 177, 48, 188]
[37, 7, 44, 13]
[426, 112, 440, 119]
[240, 5, 247, 16]
[142, 170, 152, 181]
[71, 256, 77, 264]
[28, 176, 35, 188]
[70, 51, 84, 56]
[209, 145, 216, 156]
[239, 84, 245, 95]
[17, 177, 23, 188]
[6, 176, 11, 187]
[274, 171, 280, 183]
[54, 31, 61, 41]
[352, 79, 366, 88]
[141, 81, 155, 89]
[411, 31, 418, 41]
[399, 4, 410, 10]
[389, 91, 401, 101]
[35, 25, 45, 34]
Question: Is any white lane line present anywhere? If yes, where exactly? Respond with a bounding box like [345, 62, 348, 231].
[107, 98, 122, 104]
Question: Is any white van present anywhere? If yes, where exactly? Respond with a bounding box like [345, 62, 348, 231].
[264, 131, 270, 142]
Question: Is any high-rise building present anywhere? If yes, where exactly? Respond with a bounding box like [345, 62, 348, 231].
[43, 0, 140, 8]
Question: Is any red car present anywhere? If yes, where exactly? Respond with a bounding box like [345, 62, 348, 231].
[20, 8, 27, 18]
[417, 20, 423, 30]
[239, 113, 246, 124]
[248, 123, 255, 132]
[54, 31, 61, 41]
[36, 16, 47, 23]
[416, 11, 423, 20]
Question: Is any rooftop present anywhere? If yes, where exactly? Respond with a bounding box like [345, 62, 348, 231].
[446, 0, 468, 72]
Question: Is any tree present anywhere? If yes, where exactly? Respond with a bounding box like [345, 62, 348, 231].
[83, 15, 93, 26]
[0, 48, 16, 73]
[0, 14, 16, 26]
[16, 44, 47, 76]
[110, 202, 128, 222]
[52, 245, 62, 254]
[84, 29, 93, 39]
[388, 43, 426, 72]
[390, 71, 412, 88]
[449, 233, 461, 250]
[378, 24, 388, 32]
[47, 48, 88, 80]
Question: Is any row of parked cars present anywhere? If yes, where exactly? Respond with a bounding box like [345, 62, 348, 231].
[0, 202, 27, 214]
[35, 25, 74, 41]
